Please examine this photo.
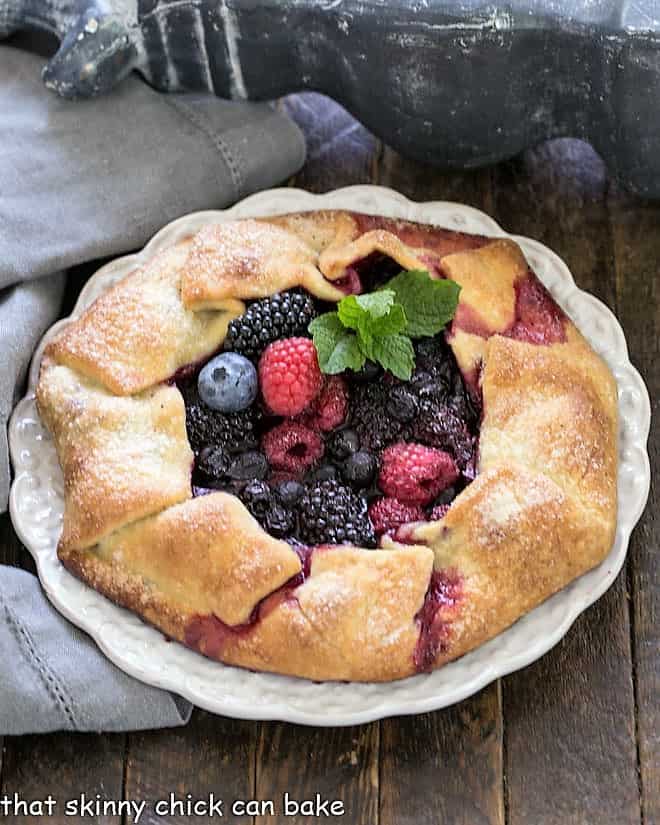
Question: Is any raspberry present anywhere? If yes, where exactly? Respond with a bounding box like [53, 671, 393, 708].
[262, 422, 323, 473]
[304, 376, 348, 431]
[369, 498, 425, 536]
[259, 337, 323, 416]
[379, 442, 458, 505]
[430, 503, 450, 521]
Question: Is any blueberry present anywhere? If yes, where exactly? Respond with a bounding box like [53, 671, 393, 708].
[311, 464, 339, 482]
[277, 480, 305, 506]
[328, 428, 360, 461]
[228, 450, 268, 481]
[387, 386, 418, 422]
[198, 352, 258, 413]
[342, 450, 377, 488]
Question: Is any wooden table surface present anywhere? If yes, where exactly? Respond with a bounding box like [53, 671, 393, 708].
[1, 93, 657, 825]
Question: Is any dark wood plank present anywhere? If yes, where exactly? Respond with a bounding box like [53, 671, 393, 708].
[492, 139, 640, 825]
[0, 513, 35, 574]
[124, 711, 256, 824]
[380, 688, 504, 825]
[0, 732, 125, 824]
[376, 148, 505, 825]
[609, 189, 660, 825]
[379, 145, 493, 212]
[255, 723, 379, 824]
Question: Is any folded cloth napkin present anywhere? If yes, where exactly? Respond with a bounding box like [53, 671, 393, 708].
[0, 44, 305, 733]
[0, 567, 192, 734]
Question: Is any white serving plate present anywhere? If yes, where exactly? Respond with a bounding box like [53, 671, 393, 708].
[9, 185, 651, 726]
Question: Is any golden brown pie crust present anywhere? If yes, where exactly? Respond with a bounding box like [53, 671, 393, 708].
[37, 210, 618, 682]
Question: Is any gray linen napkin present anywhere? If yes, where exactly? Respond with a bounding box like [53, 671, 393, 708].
[0, 45, 305, 733]
[0, 567, 191, 734]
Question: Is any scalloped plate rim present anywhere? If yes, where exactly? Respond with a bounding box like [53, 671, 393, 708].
[8, 184, 651, 726]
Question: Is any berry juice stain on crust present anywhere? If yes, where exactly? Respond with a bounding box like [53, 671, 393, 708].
[413, 569, 463, 672]
[451, 270, 566, 345]
[184, 544, 315, 658]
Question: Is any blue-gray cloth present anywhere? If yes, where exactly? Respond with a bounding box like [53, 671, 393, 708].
[0, 568, 192, 734]
[0, 44, 305, 734]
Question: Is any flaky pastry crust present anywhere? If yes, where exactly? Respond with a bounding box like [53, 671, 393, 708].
[37, 210, 618, 682]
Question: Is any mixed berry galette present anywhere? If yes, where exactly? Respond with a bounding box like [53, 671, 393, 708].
[36, 210, 618, 682]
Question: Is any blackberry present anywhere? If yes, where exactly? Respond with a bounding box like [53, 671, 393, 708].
[184, 392, 262, 454]
[327, 428, 360, 461]
[387, 386, 418, 422]
[299, 480, 376, 547]
[412, 398, 476, 472]
[240, 480, 274, 521]
[265, 503, 296, 538]
[197, 445, 231, 483]
[225, 290, 317, 360]
[414, 336, 454, 387]
[350, 381, 408, 452]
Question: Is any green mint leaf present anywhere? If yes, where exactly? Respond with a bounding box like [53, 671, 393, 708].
[324, 333, 365, 374]
[308, 312, 345, 365]
[369, 303, 407, 337]
[309, 313, 365, 374]
[383, 270, 461, 338]
[354, 290, 396, 318]
[370, 334, 415, 381]
[337, 289, 395, 333]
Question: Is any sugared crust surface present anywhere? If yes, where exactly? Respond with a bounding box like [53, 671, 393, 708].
[44, 242, 245, 395]
[36, 358, 194, 552]
[37, 209, 618, 682]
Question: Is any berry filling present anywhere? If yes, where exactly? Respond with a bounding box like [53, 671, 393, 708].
[178, 285, 481, 551]
[413, 569, 463, 672]
[452, 270, 566, 345]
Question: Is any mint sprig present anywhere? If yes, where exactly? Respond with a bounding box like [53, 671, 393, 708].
[309, 269, 460, 381]
[382, 270, 462, 338]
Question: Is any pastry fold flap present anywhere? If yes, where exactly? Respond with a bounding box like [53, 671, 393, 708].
[37, 359, 194, 552]
[410, 329, 618, 668]
[45, 242, 244, 395]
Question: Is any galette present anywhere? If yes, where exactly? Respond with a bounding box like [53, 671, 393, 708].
[36, 210, 618, 682]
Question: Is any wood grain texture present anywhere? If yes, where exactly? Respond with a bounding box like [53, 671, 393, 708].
[380, 689, 504, 825]
[255, 723, 379, 825]
[609, 189, 660, 825]
[0, 732, 125, 824]
[492, 140, 640, 825]
[124, 712, 256, 824]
